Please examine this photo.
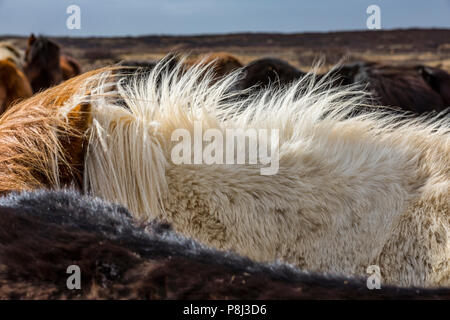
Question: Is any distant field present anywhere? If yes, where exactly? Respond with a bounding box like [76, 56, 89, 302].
[2, 28, 450, 73]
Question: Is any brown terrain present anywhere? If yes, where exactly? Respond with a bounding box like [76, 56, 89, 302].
[1, 28, 450, 73]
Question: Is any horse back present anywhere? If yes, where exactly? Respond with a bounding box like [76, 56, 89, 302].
[60, 55, 82, 80]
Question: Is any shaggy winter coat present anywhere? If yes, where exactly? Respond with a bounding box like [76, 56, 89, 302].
[1, 59, 449, 288]
[326, 62, 450, 114]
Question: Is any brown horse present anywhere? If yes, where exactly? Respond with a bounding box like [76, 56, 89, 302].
[24, 34, 81, 92]
[419, 65, 450, 106]
[118, 53, 241, 83]
[60, 55, 82, 80]
[237, 58, 450, 115]
[186, 52, 243, 82]
[0, 68, 100, 195]
[0, 60, 32, 115]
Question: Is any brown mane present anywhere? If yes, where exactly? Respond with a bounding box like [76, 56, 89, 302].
[419, 65, 450, 106]
[0, 68, 107, 195]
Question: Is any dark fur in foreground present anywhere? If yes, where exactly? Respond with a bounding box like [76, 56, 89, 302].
[0, 190, 449, 299]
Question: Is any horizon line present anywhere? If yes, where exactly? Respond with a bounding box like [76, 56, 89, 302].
[1, 27, 449, 39]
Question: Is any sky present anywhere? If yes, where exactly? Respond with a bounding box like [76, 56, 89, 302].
[0, 0, 449, 37]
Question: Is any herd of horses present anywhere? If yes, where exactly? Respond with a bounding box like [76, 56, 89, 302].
[1, 34, 450, 116]
[0, 35, 80, 113]
[0, 35, 449, 299]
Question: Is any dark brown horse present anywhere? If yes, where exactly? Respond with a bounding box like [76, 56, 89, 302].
[24, 34, 82, 92]
[325, 62, 450, 115]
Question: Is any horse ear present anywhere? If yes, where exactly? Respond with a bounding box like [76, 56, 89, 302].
[28, 34, 36, 45]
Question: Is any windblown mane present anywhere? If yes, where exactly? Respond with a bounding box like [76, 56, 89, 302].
[61, 55, 82, 80]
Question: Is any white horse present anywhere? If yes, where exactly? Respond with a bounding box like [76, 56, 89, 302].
[3, 58, 448, 288]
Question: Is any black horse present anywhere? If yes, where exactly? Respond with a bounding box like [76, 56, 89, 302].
[0, 189, 448, 299]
